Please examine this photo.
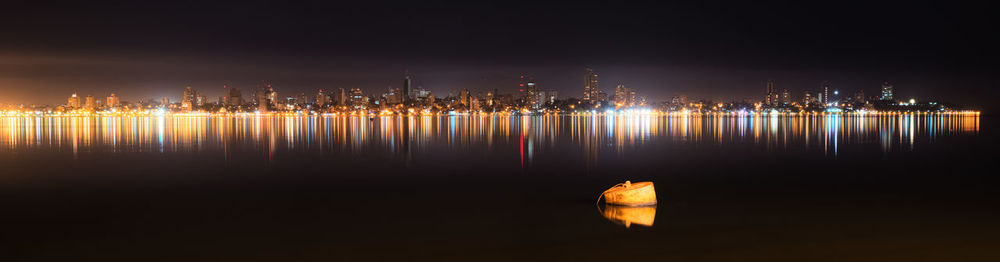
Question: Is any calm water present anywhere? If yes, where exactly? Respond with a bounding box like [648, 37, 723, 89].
[2, 114, 996, 261]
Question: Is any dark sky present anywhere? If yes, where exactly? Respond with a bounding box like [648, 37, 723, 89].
[1, 0, 997, 109]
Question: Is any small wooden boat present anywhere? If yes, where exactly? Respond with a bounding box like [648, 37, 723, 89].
[602, 204, 656, 228]
[600, 181, 656, 206]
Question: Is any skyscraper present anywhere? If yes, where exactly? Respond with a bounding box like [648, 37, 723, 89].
[764, 80, 776, 106]
[803, 91, 816, 106]
[614, 84, 630, 108]
[106, 93, 120, 108]
[182, 86, 197, 110]
[316, 89, 329, 107]
[583, 68, 599, 102]
[521, 75, 539, 109]
[781, 89, 791, 105]
[258, 86, 275, 112]
[854, 90, 866, 104]
[84, 95, 96, 109]
[880, 82, 894, 101]
[225, 85, 243, 106]
[402, 72, 412, 103]
[821, 81, 831, 105]
[348, 88, 364, 108]
[459, 89, 470, 106]
[67, 93, 81, 108]
[337, 88, 347, 106]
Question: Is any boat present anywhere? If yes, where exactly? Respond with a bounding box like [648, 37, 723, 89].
[599, 181, 656, 206]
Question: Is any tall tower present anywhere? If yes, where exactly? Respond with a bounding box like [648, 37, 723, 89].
[225, 85, 243, 106]
[821, 81, 831, 105]
[84, 95, 96, 109]
[106, 93, 120, 108]
[182, 86, 197, 110]
[764, 80, 775, 106]
[615, 84, 629, 108]
[316, 89, 328, 107]
[583, 68, 599, 102]
[521, 75, 539, 109]
[459, 89, 470, 106]
[403, 71, 412, 103]
[880, 82, 894, 101]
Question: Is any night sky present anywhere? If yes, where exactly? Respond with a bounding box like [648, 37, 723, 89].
[1, 1, 997, 109]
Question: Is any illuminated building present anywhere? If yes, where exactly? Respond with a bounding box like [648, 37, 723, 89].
[316, 89, 329, 107]
[803, 91, 817, 106]
[258, 86, 276, 112]
[543, 89, 557, 105]
[402, 72, 412, 103]
[597, 92, 608, 103]
[521, 75, 539, 109]
[485, 90, 494, 106]
[383, 87, 403, 104]
[225, 85, 243, 106]
[160, 97, 170, 107]
[197, 95, 208, 107]
[854, 90, 866, 104]
[106, 93, 120, 108]
[67, 93, 81, 108]
[781, 89, 791, 105]
[583, 68, 599, 102]
[881, 82, 894, 101]
[821, 81, 831, 105]
[84, 95, 96, 109]
[764, 80, 776, 106]
[181, 86, 197, 110]
[349, 88, 365, 108]
[336, 88, 347, 106]
[459, 89, 469, 106]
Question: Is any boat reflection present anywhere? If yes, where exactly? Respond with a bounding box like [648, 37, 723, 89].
[601, 204, 656, 228]
[0, 114, 981, 161]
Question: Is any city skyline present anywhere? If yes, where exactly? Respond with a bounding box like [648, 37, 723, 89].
[0, 68, 976, 111]
[2, 1, 997, 111]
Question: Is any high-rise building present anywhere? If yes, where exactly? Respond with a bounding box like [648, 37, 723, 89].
[348, 88, 364, 108]
[614, 84, 631, 108]
[67, 93, 81, 108]
[196, 95, 208, 107]
[181, 86, 197, 110]
[333, 88, 345, 106]
[583, 68, 599, 102]
[542, 89, 557, 106]
[84, 95, 96, 109]
[597, 92, 608, 102]
[880, 82, 894, 101]
[781, 89, 791, 105]
[160, 97, 169, 107]
[803, 91, 816, 106]
[258, 86, 275, 112]
[764, 80, 776, 106]
[316, 89, 329, 107]
[485, 91, 495, 107]
[268, 87, 279, 108]
[106, 93, 120, 108]
[224, 85, 243, 106]
[521, 75, 540, 109]
[854, 90, 866, 104]
[821, 81, 831, 105]
[402, 72, 412, 103]
[459, 89, 470, 106]
[383, 87, 403, 104]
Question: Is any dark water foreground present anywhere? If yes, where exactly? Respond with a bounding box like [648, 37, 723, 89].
[1, 114, 996, 261]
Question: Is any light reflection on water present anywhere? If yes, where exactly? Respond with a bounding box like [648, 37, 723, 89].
[0, 114, 981, 160]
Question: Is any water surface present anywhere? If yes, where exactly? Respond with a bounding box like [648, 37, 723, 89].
[1, 114, 995, 261]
